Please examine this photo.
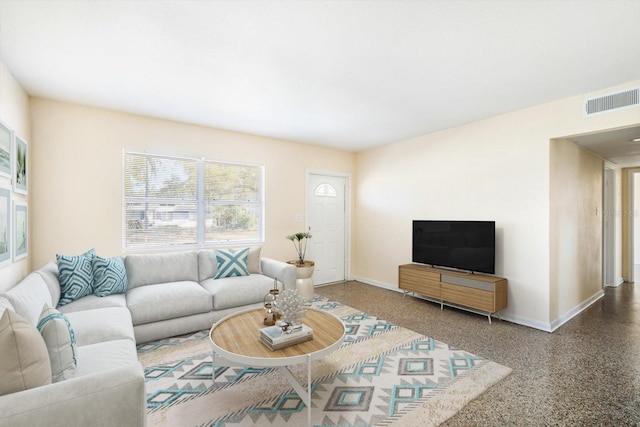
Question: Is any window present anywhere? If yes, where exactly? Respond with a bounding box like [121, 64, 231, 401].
[314, 183, 337, 197]
[124, 151, 263, 250]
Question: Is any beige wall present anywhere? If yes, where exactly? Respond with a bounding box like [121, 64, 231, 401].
[29, 98, 355, 268]
[0, 60, 31, 292]
[354, 80, 640, 331]
[354, 104, 553, 328]
[549, 139, 603, 327]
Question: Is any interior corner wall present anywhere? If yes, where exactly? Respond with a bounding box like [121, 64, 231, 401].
[0, 60, 31, 292]
[353, 79, 640, 331]
[29, 98, 355, 269]
[549, 139, 603, 328]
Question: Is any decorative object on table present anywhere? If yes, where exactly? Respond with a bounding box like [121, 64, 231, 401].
[259, 323, 313, 351]
[13, 136, 27, 195]
[263, 277, 281, 326]
[263, 293, 277, 326]
[274, 288, 306, 333]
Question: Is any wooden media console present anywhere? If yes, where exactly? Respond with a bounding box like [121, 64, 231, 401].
[398, 263, 507, 323]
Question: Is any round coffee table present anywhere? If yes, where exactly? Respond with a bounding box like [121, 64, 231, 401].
[209, 307, 345, 426]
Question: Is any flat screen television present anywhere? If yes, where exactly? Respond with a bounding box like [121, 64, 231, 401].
[412, 220, 495, 274]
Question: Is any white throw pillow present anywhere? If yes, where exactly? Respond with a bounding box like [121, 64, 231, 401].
[37, 304, 77, 382]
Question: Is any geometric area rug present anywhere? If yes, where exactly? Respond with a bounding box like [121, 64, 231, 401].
[137, 296, 512, 427]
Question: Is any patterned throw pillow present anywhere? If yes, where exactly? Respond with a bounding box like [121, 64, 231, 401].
[215, 248, 250, 279]
[57, 249, 95, 306]
[37, 305, 77, 382]
[93, 255, 128, 297]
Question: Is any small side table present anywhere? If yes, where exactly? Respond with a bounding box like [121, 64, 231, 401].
[287, 260, 315, 301]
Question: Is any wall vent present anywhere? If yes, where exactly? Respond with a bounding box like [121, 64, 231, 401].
[584, 87, 639, 116]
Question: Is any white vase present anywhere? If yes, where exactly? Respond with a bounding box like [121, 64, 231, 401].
[288, 260, 315, 301]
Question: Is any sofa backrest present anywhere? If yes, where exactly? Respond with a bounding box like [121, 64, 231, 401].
[2, 272, 53, 325]
[0, 296, 13, 317]
[35, 262, 61, 308]
[125, 251, 199, 288]
[197, 250, 218, 282]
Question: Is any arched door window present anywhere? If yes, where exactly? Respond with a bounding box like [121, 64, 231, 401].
[314, 183, 337, 197]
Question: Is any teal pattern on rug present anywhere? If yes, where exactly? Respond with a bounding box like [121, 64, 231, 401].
[137, 296, 508, 426]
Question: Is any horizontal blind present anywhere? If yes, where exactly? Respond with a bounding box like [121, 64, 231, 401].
[124, 152, 198, 248]
[203, 161, 262, 243]
[123, 151, 263, 250]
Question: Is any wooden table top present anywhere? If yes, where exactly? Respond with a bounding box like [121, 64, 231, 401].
[210, 307, 345, 361]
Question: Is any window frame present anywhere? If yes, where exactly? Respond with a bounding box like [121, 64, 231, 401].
[122, 150, 264, 252]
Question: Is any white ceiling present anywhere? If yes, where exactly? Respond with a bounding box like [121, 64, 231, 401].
[1, 0, 639, 152]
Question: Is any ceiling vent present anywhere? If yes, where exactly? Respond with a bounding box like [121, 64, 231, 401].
[584, 87, 639, 116]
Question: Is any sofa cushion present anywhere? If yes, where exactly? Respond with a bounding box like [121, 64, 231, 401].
[3, 272, 53, 325]
[37, 305, 77, 382]
[0, 310, 52, 396]
[93, 255, 128, 297]
[35, 261, 61, 308]
[64, 307, 135, 346]
[57, 293, 127, 314]
[74, 339, 138, 377]
[215, 247, 250, 279]
[57, 249, 96, 306]
[126, 281, 212, 325]
[125, 252, 198, 289]
[202, 274, 276, 310]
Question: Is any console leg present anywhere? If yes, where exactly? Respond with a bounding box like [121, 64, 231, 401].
[487, 314, 492, 325]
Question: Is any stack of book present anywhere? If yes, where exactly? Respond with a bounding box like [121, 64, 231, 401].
[259, 324, 313, 351]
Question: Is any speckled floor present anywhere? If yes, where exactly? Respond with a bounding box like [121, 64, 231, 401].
[315, 281, 640, 426]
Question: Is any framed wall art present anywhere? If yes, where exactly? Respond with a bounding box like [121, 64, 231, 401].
[14, 135, 27, 194]
[14, 201, 27, 260]
[0, 121, 11, 180]
[0, 185, 10, 268]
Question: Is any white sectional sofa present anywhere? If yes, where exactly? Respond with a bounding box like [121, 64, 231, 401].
[0, 247, 296, 427]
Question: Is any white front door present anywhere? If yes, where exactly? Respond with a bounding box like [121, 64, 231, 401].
[306, 172, 348, 285]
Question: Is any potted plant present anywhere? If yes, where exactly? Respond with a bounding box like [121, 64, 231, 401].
[286, 232, 314, 300]
[286, 232, 313, 266]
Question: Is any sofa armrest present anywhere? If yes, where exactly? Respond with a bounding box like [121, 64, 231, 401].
[261, 258, 297, 291]
[0, 363, 146, 427]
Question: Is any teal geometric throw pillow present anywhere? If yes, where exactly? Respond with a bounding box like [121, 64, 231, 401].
[215, 248, 250, 279]
[93, 255, 128, 297]
[57, 249, 95, 306]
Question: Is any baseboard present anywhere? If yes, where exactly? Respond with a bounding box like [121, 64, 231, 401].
[605, 277, 625, 287]
[548, 289, 605, 332]
[351, 275, 401, 293]
[351, 276, 605, 333]
[352, 275, 555, 331]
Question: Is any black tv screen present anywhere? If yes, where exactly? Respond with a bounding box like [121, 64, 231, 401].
[412, 220, 495, 274]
